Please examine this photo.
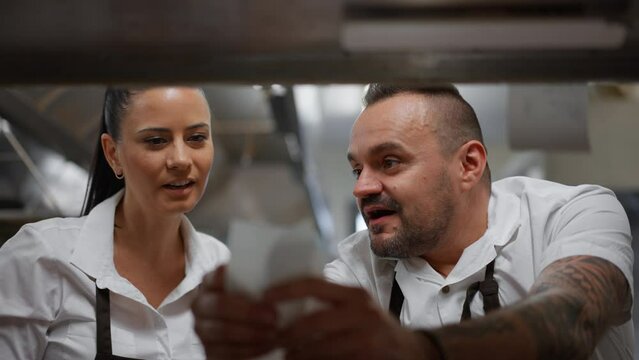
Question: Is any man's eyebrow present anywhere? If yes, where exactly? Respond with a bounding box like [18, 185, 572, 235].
[370, 142, 405, 155]
[347, 142, 405, 162]
[136, 122, 210, 134]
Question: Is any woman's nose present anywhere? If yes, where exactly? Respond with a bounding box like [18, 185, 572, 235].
[166, 142, 191, 170]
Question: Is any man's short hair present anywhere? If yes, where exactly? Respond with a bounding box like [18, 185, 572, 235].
[363, 83, 485, 157]
[364, 83, 491, 184]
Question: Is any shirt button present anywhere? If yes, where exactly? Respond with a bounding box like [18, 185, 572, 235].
[441, 286, 450, 294]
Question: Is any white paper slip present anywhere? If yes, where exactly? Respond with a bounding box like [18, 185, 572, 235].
[226, 219, 326, 299]
[226, 220, 328, 360]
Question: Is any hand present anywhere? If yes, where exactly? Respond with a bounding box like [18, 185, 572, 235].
[192, 265, 279, 359]
[263, 278, 434, 360]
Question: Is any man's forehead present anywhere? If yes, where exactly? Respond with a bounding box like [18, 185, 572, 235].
[351, 98, 436, 140]
[356, 94, 438, 129]
[348, 140, 407, 161]
[347, 94, 440, 161]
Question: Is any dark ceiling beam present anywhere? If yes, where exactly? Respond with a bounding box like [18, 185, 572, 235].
[0, 0, 340, 54]
[1, 0, 639, 84]
[3, 50, 639, 85]
[0, 90, 93, 167]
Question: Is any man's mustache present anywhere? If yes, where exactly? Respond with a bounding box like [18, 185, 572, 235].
[359, 195, 401, 221]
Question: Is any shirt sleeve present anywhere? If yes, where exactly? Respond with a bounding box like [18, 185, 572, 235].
[540, 190, 634, 294]
[323, 231, 379, 288]
[324, 258, 362, 287]
[0, 224, 62, 359]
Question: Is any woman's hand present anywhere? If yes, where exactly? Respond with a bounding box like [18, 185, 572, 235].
[192, 266, 279, 359]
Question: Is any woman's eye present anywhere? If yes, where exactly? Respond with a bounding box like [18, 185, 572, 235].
[188, 134, 208, 142]
[145, 137, 167, 146]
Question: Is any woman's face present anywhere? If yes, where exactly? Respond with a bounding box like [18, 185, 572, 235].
[103, 87, 214, 216]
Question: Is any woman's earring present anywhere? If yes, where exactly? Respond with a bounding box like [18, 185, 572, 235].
[115, 171, 124, 180]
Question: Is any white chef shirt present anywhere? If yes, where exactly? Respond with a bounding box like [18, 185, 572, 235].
[0, 190, 230, 359]
[325, 176, 634, 360]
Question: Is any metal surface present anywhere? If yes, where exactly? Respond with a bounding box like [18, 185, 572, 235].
[0, 90, 93, 166]
[0, 119, 63, 213]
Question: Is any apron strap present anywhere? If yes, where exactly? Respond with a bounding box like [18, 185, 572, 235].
[389, 275, 405, 320]
[460, 259, 500, 321]
[389, 259, 501, 322]
[460, 282, 481, 321]
[96, 286, 113, 356]
[480, 260, 500, 313]
[95, 286, 142, 360]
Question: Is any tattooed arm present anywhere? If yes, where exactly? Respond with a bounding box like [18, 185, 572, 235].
[425, 255, 631, 360]
[262, 255, 630, 360]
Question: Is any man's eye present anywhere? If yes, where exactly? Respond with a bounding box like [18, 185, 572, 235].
[145, 137, 167, 145]
[382, 158, 399, 169]
[352, 168, 362, 179]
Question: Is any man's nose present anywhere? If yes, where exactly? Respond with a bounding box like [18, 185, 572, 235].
[353, 170, 382, 199]
[167, 142, 192, 170]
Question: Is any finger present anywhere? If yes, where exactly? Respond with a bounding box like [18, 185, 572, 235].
[201, 265, 226, 291]
[193, 291, 277, 326]
[279, 304, 379, 349]
[195, 319, 277, 346]
[284, 329, 375, 360]
[204, 343, 277, 360]
[264, 278, 370, 306]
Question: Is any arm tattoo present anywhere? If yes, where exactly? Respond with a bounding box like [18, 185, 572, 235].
[524, 256, 631, 358]
[428, 256, 630, 360]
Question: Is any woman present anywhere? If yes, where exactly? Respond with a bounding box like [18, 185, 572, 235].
[0, 87, 229, 359]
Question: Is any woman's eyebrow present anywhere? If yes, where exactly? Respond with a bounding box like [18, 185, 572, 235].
[136, 123, 210, 134]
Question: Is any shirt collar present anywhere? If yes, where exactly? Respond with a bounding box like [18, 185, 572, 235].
[395, 186, 522, 284]
[70, 190, 212, 302]
[488, 185, 521, 248]
[162, 216, 214, 304]
[71, 189, 123, 285]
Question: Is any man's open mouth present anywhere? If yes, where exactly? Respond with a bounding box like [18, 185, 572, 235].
[365, 208, 397, 221]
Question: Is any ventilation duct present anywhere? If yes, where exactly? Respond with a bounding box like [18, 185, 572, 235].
[341, 0, 630, 52]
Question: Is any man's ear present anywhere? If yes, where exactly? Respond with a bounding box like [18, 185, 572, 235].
[101, 133, 121, 174]
[457, 140, 487, 192]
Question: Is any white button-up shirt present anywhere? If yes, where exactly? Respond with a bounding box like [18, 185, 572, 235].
[0, 191, 230, 359]
[325, 176, 634, 360]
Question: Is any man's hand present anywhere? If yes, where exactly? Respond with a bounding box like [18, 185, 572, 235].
[192, 266, 278, 359]
[263, 278, 438, 360]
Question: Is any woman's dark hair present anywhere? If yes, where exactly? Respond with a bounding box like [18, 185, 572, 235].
[81, 88, 136, 216]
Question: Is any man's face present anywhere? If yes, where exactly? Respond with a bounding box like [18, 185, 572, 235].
[347, 93, 456, 258]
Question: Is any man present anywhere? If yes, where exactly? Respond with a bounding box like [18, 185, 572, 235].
[193, 84, 633, 359]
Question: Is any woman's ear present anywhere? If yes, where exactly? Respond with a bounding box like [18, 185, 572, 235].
[457, 140, 487, 192]
[101, 133, 121, 174]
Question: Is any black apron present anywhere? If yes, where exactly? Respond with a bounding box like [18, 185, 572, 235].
[95, 287, 143, 360]
[389, 259, 500, 322]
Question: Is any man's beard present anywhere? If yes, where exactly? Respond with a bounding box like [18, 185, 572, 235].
[366, 172, 454, 258]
